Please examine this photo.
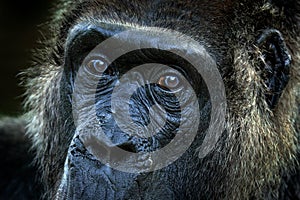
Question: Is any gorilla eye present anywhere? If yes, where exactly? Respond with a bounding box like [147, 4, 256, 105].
[85, 57, 109, 75]
[158, 73, 182, 90]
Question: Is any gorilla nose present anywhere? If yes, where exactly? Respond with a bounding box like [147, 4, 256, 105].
[117, 137, 155, 153]
[117, 141, 138, 153]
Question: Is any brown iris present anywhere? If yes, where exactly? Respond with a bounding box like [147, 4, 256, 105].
[86, 58, 108, 74]
[158, 74, 181, 90]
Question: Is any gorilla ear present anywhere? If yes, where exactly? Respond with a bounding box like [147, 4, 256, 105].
[256, 29, 291, 109]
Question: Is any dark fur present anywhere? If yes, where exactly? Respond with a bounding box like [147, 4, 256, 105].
[0, 117, 41, 199]
[0, 0, 299, 199]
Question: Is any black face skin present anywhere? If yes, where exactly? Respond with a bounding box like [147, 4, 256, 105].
[60, 24, 211, 199]
[0, 0, 296, 200]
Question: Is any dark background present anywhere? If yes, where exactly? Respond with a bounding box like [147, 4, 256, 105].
[0, 0, 55, 116]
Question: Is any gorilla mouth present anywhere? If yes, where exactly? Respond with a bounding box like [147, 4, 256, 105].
[56, 136, 177, 200]
[80, 134, 155, 171]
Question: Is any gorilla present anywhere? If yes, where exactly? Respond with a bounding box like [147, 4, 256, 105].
[0, 0, 299, 199]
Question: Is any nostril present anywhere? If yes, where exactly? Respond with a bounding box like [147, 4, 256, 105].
[117, 142, 138, 153]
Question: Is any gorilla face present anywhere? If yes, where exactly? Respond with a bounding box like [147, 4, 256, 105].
[23, 0, 299, 199]
[59, 24, 215, 199]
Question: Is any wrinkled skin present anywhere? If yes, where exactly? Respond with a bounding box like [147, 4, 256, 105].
[0, 0, 299, 200]
[59, 21, 212, 200]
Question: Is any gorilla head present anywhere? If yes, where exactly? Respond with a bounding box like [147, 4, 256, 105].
[19, 0, 300, 199]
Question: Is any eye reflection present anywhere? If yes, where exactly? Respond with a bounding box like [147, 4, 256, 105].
[86, 57, 108, 74]
[158, 74, 181, 90]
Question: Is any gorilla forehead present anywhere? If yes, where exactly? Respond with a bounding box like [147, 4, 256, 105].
[62, 0, 234, 23]
[58, 0, 237, 68]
